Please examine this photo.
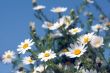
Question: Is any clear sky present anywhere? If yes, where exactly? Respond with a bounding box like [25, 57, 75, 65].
[0, 0, 110, 73]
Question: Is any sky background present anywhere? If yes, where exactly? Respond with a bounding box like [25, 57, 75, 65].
[0, 0, 110, 73]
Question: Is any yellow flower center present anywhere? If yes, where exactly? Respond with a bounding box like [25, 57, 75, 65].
[28, 58, 33, 63]
[72, 28, 78, 32]
[44, 53, 50, 57]
[96, 25, 102, 29]
[65, 61, 71, 65]
[7, 54, 11, 58]
[73, 49, 81, 55]
[55, 8, 61, 12]
[62, 49, 68, 52]
[106, 22, 110, 26]
[23, 43, 29, 49]
[47, 24, 53, 28]
[83, 37, 89, 43]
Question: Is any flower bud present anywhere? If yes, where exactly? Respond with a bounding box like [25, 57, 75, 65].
[29, 21, 36, 32]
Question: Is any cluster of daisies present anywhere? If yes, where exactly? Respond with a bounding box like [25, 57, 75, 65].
[2, 0, 110, 73]
[2, 16, 105, 73]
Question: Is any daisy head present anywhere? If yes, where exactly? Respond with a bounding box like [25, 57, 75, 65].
[17, 39, 34, 54]
[51, 7, 67, 13]
[33, 5, 45, 10]
[62, 16, 73, 29]
[38, 50, 56, 62]
[42, 18, 64, 30]
[66, 43, 87, 58]
[32, 65, 47, 73]
[2, 50, 15, 64]
[105, 22, 110, 27]
[68, 27, 82, 35]
[42, 21, 54, 30]
[90, 35, 104, 48]
[86, 0, 94, 4]
[91, 24, 103, 32]
[59, 48, 69, 56]
[23, 56, 35, 65]
[78, 32, 94, 44]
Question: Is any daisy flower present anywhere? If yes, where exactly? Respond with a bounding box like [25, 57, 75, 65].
[90, 35, 104, 48]
[2, 50, 15, 64]
[32, 65, 47, 73]
[59, 48, 69, 56]
[66, 43, 87, 58]
[91, 24, 103, 32]
[17, 39, 34, 54]
[62, 16, 73, 29]
[33, 5, 45, 10]
[68, 27, 82, 35]
[42, 18, 64, 30]
[23, 56, 35, 65]
[38, 50, 56, 62]
[78, 32, 94, 44]
[51, 7, 67, 13]
[42, 21, 54, 29]
[86, 0, 94, 4]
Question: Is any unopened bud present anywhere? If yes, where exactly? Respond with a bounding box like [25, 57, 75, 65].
[29, 21, 36, 31]
[32, 0, 36, 3]
[96, 57, 102, 63]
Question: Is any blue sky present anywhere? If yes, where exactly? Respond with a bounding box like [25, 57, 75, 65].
[0, 0, 110, 73]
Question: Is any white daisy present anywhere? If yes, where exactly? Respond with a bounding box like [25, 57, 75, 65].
[42, 21, 54, 29]
[90, 35, 104, 48]
[78, 32, 94, 44]
[66, 43, 87, 58]
[32, 65, 47, 73]
[23, 56, 35, 65]
[91, 24, 103, 32]
[68, 27, 82, 35]
[2, 50, 15, 64]
[59, 48, 69, 56]
[51, 7, 67, 13]
[17, 39, 34, 54]
[33, 5, 45, 10]
[62, 16, 73, 29]
[42, 18, 64, 30]
[38, 50, 56, 62]
[86, 0, 94, 4]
